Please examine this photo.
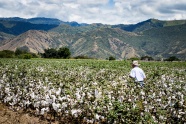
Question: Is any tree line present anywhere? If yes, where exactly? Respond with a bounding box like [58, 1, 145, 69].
[0, 47, 71, 59]
[0, 49, 37, 59]
[0, 47, 181, 61]
[42, 47, 71, 59]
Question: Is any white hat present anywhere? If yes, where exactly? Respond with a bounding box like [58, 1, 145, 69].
[132, 60, 140, 66]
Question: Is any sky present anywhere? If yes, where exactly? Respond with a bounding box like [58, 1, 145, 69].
[0, 0, 186, 24]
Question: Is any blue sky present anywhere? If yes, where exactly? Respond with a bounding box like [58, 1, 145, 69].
[0, 0, 185, 24]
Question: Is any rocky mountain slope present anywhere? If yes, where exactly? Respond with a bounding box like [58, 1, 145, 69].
[0, 30, 55, 53]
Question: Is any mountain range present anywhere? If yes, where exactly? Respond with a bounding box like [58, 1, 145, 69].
[0, 17, 186, 60]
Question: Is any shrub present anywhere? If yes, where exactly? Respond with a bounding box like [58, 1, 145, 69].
[0, 50, 15, 58]
[164, 56, 180, 61]
[108, 56, 116, 61]
[18, 54, 32, 59]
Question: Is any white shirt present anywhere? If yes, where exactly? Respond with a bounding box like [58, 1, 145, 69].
[130, 66, 146, 82]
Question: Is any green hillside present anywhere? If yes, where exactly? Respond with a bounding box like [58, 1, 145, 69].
[0, 20, 58, 35]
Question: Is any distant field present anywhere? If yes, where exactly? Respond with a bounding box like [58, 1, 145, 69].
[0, 58, 185, 123]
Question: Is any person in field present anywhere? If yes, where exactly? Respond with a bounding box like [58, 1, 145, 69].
[129, 60, 146, 87]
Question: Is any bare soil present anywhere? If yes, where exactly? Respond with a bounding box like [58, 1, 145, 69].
[0, 103, 59, 124]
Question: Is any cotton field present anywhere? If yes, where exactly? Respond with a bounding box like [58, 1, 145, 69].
[0, 59, 185, 123]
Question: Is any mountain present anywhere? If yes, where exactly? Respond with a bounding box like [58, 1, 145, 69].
[112, 19, 186, 32]
[0, 30, 55, 53]
[0, 17, 87, 26]
[0, 20, 58, 35]
[0, 17, 186, 60]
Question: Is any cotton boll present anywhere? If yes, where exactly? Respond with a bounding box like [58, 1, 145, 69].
[24, 100, 31, 108]
[156, 99, 161, 102]
[40, 100, 49, 107]
[62, 102, 68, 108]
[5, 87, 10, 94]
[40, 107, 49, 115]
[71, 109, 82, 117]
[140, 90, 145, 96]
[75, 91, 81, 100]
[36, 108, 40, 115]
[34, 101, 40, 108]
[95, 114, 100, 120]
[30, 92, 35, 99]
[51, 95, 57, 103]
[87, 92, 92, 99]
[55, 87, 61, 96]
[52, 102, 61, 112]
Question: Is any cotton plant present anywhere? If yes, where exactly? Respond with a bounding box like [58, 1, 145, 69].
[0, 59, 185, 123]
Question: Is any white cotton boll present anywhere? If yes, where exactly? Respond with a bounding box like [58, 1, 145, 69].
[92, 82, 98, 86]
[82, 92, 85, 98]
[161, 75, 166, 82]
[34, 101, 40, 108]
[133, 104, 137, 109]
[36, 108, 40, 115]
[75, 91, 81, 100]
[144, 108, 149, 112]
[107, 94, 111, 99]
[62, 102, 68, 108]
[94, 89, 102, 99]
[159, 115, 164, 120]
[24, 100, 31, 107]
[45, 94, 50, 100]
[3, 74, 6, 79]
[140, 90, 145, 96]
[55, 87, 61, 96]
[58, 96, 63, 102]
[71, 109, 82, 116]
[5, 87, 10, 94]
[45, 77, 48, 82]
[156, 99, 161, 102]
[52, 102, 61, 112]
[95, 114, 100, 120]
[131, 88, 134, 93]
[111, 81, 117, 87]
[179, 100, 184, 106]
[172, 95, 176, 99]
[40, 108, 47, 115]
[30, 92, 35, 99]
[178, 111, 185, 115]
[118, 96, 124, 102]
[41, 100, 49, 107]
[143, 101, 148, 104]
[57, 109, 61, 113]
[59, 83, 63, 87]
[5, 96, 12, 103]
[177, 115, 181, 118]
[51, 95, 57, 103]
[87, 92, 92, 99]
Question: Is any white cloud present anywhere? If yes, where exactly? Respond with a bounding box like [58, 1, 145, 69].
[0, 0, 185, 24]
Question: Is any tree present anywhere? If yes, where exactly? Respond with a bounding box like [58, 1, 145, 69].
[57, 47, 71, 59]
[108, 56, 116, 61]
[15, 48, 27, 56]
[43, 48, 58, 58]
[42, 47, 71, 59]
[0, 50, 15, 58]
[165, 56, 180, 61]
[141, 56, 154, 61]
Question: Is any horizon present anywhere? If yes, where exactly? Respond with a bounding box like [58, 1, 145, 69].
[1, 16, 186, 25]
